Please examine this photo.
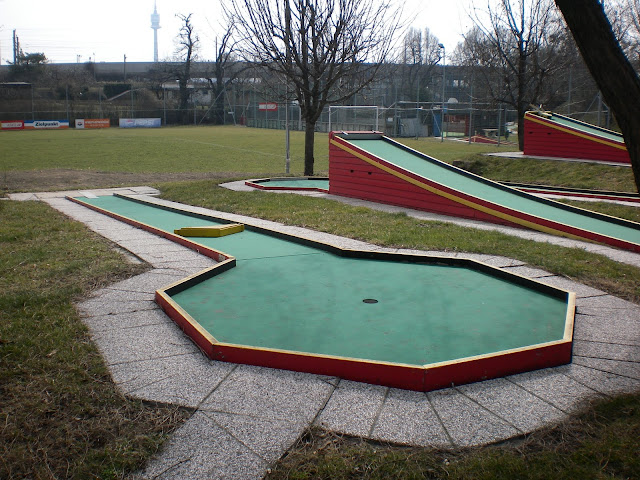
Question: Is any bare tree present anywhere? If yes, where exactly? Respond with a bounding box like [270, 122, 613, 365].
[398, 27, 442, 102]
[225, 0, 401, 175]
[555, 0, 640, 192]
[467, 0, 566, 149]
[624, 0, 640, 70]
[205, 19, 252, 124]
[175, 13, 199, 124]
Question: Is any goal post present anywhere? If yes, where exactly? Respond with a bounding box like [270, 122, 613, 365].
[328, 105, 381, 132]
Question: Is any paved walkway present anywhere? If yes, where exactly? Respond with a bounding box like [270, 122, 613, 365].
[9, 186, 640, 480]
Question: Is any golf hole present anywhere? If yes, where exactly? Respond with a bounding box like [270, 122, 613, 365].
[363, 298, 379, 304]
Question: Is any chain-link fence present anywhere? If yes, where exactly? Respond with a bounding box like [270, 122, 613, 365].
[0, 79, 612, 140]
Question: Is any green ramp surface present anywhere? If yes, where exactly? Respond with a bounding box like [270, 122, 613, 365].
[348, 138, 640, 247]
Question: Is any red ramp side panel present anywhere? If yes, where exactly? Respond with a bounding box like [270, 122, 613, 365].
[329, 137, 522, 228]
[523, 112, 630, 164]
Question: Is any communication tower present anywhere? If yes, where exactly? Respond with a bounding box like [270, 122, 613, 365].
[151, 2, 161, 62]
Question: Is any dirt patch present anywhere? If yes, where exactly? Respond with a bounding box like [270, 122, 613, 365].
[1, 169, 245, 195]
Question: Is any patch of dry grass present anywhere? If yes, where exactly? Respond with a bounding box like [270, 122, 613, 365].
[0, 200, 192, 479]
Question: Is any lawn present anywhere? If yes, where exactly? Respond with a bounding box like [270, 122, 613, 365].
[1, 125, 638, 479]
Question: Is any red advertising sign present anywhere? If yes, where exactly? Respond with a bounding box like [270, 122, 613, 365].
[1, 120, 25, 130]
[258, 102, 278, 111]
[76, 119, 110, 129]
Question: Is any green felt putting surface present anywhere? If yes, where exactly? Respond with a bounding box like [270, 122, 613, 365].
[77, 195, 570, 367]
[79, 195, 319, 261]
[173, 255, 567, 365]
[347, 139, 640, 246]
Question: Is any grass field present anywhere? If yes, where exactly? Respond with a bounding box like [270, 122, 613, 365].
[1, 125, 639, 479]
[1, 126, 325, 175]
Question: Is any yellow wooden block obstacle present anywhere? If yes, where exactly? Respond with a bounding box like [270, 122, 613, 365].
[174, 224, 244, 237]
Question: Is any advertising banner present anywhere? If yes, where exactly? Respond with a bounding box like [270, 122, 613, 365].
[258, 102, 278, 111]
[76, 119, 110, 129]
[119, 118, 161, 128]
[0, 120, 25, 130]
[24, 120, 70, 129]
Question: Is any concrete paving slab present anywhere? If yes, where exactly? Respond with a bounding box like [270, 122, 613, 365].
[574, 295, 639, 310]
[206, 411, 305, 465]
[77, 296, 158, 317]
[475, 256, 526, 268]
[538, 276, 607, 297]
[427, 388, 519, 447]
[456, 377, 566, 433]
[52, 208, 120, 225]
[452, 253, 497, 263]
[507, 367, 601, 413]
[314, 380, 387, 438]
[110, 355, 235, 407]
[572, 340, 640, 363]
[81, 308, 171, 333]
[572, 356, 640, 380]
[116, 237, 188, 250]
[8, 192, 39, 201]
[200, 364, 335, 426]
[576, 304, 640, 319]
[370, 388, 451, 447]
[500, 265, 555, 278]
[142, 247, 211, 262]
[100, 270, 189, 294]
[91, 321, 200, 366]
[152, 260, 218, 275]
[89, 226, 158, 243]
[136, 410, 269, 480]
[34, 190, 84, 199]
[86, 286, 153, 302]
[397, 249, 460, 258]
[564, 363, 640, 396]
[573, 314, 640, 345]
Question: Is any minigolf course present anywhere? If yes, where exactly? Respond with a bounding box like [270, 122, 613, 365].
[329, 131, 640, 253]
[70, 193, 574, 392]
[523, 110, 630, 164]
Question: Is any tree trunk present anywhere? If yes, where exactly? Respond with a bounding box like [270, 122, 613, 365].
[517, 110, 525, 151]
[215, 89, 225, 124]
[518, 48, 526, 151]
[555, 0, 640, 192]
[304, 121, 315, 176]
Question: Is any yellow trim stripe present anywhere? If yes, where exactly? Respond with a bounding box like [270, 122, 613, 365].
[525, 113, 627, 151]
[564, 292, 576, 341]
[331, 138, 588, 242]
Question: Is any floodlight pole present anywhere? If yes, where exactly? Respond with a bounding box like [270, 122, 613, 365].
[439, 43, 445, 142]
[285, 83, 290, 174]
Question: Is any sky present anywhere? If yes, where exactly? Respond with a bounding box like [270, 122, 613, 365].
[0, 0, 473, 65]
